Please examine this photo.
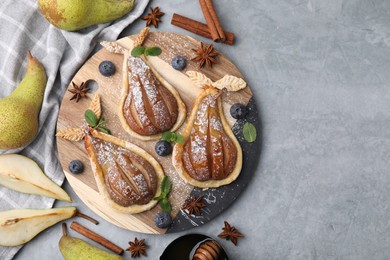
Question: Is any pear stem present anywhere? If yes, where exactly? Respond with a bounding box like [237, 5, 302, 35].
[27, 50, 33, 60]
[62, 223, 68, 237]
[76, 212, 99, 225]
[213, 89, 225, 100]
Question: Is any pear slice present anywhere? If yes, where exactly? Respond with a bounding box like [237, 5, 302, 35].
[0, 154, 71, 202]
[0, 207, 77, 246]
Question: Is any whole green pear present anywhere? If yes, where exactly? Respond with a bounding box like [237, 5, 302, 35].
[38, 0, 135, 31]
[59, 224, 123, 260]
[0, 52, 47, 150]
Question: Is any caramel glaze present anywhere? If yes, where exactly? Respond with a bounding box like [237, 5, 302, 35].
[182, 93, 237, 181]
[123, 57, 178, 136]
[193, 240, 222, 260]
[89, 137, 157, 207]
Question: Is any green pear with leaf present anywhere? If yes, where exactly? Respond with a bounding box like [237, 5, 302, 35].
[38, 0, 135, 31]
[0, 52, 47, 150]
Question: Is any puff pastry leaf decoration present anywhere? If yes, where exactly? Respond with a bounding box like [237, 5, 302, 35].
[172, 86, 243, 188]
[102, 28, 186, 141]
[186, 71, 213, 88]
[56, 128, 85, 142]
[84, 129, 164, 213]
[88, 94, 101, 120]
[213, 75, 247, 92]
[56, 94, 102, 142]
[186, 71, 247, 92]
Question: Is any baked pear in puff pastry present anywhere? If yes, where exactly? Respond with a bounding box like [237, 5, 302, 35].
[172, 70, 247, 188]
[84, 128, 164, 213]
[101, 28, 186, 141]
[172, 86, 242, 188]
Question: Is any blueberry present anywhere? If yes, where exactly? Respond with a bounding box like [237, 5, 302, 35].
[155, 140, 172, 156]
[68, 160, 84, 174]
[171, 56, 187, 71]
[154, 212, 172, 228]
[230, 103, 248, 119]
[98, 60, 115, 77]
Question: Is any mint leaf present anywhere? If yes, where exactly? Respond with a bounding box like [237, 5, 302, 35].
[160, 176, 168, 191]
[160, 198, 172, 213]
[145, 47, 162, 56]
[175, 133, 184, 144]
[153, 194, 164, 201]
[131, 46, 145, 57]
[98, 127, 110, 135]
[155, 176, 172, 212]
[243, 122, 257, 143]
[85, 111, 111, 134]
[85, 109, 98, 127]
[162, 131, 175, 142]
[161, 176, 171, 194]
[162, 131, 184, 143]
[97, 117, 106, 127]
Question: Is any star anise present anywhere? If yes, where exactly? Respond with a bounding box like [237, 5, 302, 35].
[217, 221, 244, 246]
[68, 81, 89, 102]
[181, 195, 206, 215]
[142, 6, 165, 28]
[191, 42, 219, 69]
[126, 237, 148, 258]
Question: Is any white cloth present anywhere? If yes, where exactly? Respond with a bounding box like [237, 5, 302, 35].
[0, 0, 149, 259]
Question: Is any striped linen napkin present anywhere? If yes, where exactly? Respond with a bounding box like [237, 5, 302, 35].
[0, 0, 149, 259]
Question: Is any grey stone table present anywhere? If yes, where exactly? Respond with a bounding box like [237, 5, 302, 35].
[15, 0, 390, 259]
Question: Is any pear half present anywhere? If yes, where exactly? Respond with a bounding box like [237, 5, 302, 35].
[0, 207, 76, 246]
[84, 129, 164, 213]
[173, 86, 243, 188]
[0, 154, 71, 202]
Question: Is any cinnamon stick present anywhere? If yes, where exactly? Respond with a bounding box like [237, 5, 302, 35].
[171, 13, 234, 46]
[70, 221, 123, 255]
[199, 0, 226, 42]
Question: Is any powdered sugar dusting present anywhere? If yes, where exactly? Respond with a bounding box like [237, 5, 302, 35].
[191, 134, 207, 164]
[90, 136, 157, 206]
[210, 115, 222, 132]
[127, 57, 154, 132]
[164, 166, 193, 212]
[123, 56, 177, 134]
[183, 93, 235, 181]
[190, 95, 219, 165]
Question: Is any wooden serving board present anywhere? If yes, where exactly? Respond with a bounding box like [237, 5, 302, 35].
[56, 32, 259, 234]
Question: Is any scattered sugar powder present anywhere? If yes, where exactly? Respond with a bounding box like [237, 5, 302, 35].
[209, 114, 222, 132]
[91, 137, 154, 204]
[125, 56, 174, 132]
[210, 136, 222, 157]
[131, 81, 151, 128]
[185, 92, 235, 179]
[163, 167, 193, 212]
[190, 134, 207, 164]
[190, 94, 226, 164]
